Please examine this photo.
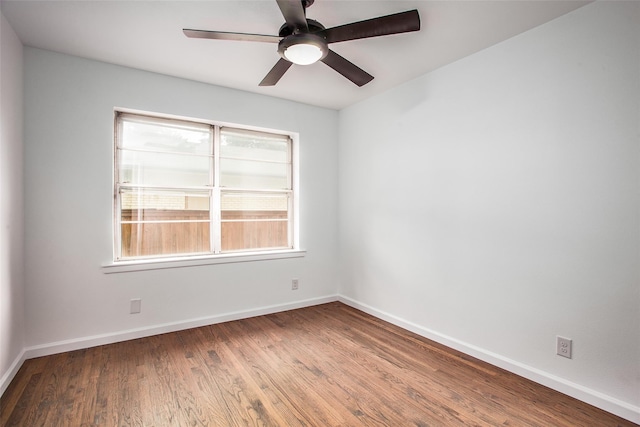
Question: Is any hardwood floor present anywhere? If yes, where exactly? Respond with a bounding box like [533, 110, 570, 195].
[1, 302, 636, 426]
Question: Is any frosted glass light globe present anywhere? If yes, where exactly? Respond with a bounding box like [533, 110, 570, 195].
[284, 43, 324, 65]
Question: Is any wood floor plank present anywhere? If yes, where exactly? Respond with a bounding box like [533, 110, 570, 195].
[1, 302, 636, 426]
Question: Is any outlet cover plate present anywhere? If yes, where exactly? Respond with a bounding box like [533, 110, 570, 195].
[130, 298, 142, 314]
[557, 336, 572, 359]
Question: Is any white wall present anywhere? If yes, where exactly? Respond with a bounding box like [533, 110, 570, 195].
[22, 48, 339, 350]
[338, 1, 639, 422]
[0, 11, 26, 394]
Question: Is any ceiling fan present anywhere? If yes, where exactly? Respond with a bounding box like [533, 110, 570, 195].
[183, 0, 420, 87]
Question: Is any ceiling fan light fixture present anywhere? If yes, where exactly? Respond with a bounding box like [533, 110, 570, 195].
[184, 3, 421, 87]
[284, 43, 323, 65]
[278, 33, 328, 65]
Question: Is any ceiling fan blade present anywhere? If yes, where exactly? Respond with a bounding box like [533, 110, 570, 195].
[183, 29, 281, 43]
[259, 59, 293, 86]
[276, 0, 309, 32]
[318, 10, 420, 44]
[321, 50, 373, 87]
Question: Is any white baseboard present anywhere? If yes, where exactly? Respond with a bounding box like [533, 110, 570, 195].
[1, 294, 338, 398]
[338, 295, 640, 425]
[24, 295, 338, 359]
[0, 348, 27, 397]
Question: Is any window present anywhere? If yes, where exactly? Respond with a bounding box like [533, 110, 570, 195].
[114, 111, 296, 261]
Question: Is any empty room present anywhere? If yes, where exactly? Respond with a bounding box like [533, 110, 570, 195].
[1, 0, 638, 425]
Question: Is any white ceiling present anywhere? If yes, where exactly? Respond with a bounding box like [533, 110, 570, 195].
[1, 0, 590, 110]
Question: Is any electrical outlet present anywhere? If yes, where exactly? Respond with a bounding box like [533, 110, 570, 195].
[557, 336, 572, 359]
[291, 278, 299, 290]
[130, 298, 142, 314]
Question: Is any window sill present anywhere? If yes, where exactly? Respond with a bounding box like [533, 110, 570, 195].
[102, 249, 306, 274]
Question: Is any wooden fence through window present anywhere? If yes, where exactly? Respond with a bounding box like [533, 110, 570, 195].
[121, 209, 288, 257]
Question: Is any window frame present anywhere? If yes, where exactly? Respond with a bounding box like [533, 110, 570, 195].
[109, 109, 301, 269]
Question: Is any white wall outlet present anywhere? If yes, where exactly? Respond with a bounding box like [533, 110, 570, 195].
[130, 298, 142, 314]
[557, 336, 572, 359]
[291, 278, 299, 290]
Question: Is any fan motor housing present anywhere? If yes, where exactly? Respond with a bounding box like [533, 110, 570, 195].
[278, 19, 326, 37]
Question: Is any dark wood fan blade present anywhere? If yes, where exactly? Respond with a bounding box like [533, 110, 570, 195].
[259, 59, 293, 86]
[183, 29, 281, 43]
[276, 0, 309, 32]
[318, 10, 420, 44]
[321, 50, 373, 87]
